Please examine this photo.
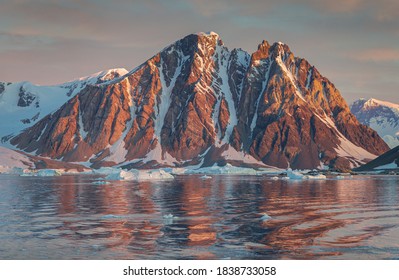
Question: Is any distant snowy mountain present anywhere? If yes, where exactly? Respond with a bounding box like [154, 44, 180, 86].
[351, 98, 399, 148]
[0, 68, 127, 143]
[1, 32, 390, 171]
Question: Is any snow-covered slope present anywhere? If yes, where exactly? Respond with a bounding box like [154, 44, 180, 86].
[351, 98, 399, 148]
[0, 146, 33, 173]
[0, 68, 127, 144]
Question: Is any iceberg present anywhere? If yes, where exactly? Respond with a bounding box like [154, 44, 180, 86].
[273, 169, 327, 180]
[93, 180, 110, 185]
[20, 169, 62, 177]
[260, 213, 272, 221]
[103, 168, 174, 181]
[185, 163, 259, 175]
[286, 169, 305, 179]
[163, 214, 177, 225]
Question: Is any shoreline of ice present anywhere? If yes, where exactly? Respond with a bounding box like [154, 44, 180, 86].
[1, 163, 392, 181]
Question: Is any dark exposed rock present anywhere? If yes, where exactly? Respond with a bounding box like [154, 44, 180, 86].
[354, 145, 399, 171]
[17, 86, 37, 107]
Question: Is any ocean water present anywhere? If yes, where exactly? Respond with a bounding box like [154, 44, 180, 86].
[0, 174, 398, 260]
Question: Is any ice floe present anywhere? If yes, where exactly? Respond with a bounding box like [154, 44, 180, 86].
[260, 213, 272, 221]
[269, 169, 327, 180]
[19, 169, 63, 177]
[103, 168, 174, 181]
[184, 163, 262, 175]
[163, 213, 177, 225]
[92, 180, 110, 185]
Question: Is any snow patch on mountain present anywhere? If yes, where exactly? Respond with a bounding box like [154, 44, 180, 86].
[221, 145, 267, 166]
[0, 146, 33, 173]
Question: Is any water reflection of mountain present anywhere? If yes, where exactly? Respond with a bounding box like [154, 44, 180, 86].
[3, 174, 398, 259]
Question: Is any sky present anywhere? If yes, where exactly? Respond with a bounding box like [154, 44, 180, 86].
[0, 0, 398, 104]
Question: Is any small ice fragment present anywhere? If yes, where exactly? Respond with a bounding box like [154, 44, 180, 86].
[304, 174, 327, 180]
[100, 214, 120, 219]
[163, 214, 177, 225]
[200, 175, 212, 179]
[93, 180, 109, 185]
[286, 168, 305, 180]
[163, 214, 175, 219]
[104, 168, 174, 181]
[260, 213, 272, 221]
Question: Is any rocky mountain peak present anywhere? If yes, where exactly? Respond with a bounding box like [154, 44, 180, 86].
[6, 32, 390, 171]
[251, 40, 270, 61]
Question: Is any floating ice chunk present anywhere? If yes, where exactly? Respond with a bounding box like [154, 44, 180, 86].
[168, 168, 187, 175]
[285, 169, 326, 180]
[163, 214, 175, 219]
[304, 174, 327, 180]
[91, 244, 105, 251]
[37, 169, 63, 176]
[93, 180, 109, 185]
[186, 163, 258, 175]
[271, 176, 280, 180]
[286, 169, 305, 179]
[104, 169, 132, 180]
[163, 214, 177, 225]
[335, 176, 345, 179]
[100, 214, 121, 219]
[94, 167, 121, 175]
[20, 169, 62, 177]
[200, 175, 212, 179]
[260, 213, 272, 221]
[104, 168, 174, 181]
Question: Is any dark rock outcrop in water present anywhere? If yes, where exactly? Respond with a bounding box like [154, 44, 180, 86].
[355, 146, 399, 172]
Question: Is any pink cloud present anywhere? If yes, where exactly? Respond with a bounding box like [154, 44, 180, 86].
[351, 48, 399, 62]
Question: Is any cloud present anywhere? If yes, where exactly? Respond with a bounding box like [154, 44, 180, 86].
[0, 0, 398, 104]
[350, 48, 399, 62]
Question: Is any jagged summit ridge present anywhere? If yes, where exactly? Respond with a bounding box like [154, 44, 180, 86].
[5, 32, 390, 170]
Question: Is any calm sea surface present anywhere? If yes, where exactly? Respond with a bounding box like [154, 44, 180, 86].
[0, 174, 398, 259]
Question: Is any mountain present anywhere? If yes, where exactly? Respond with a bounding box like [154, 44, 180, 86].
[355, 145, 399, 172]
[351, 98, 399, 148]
[3, 32, 389, 171]
[0, 68, 128, 142]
